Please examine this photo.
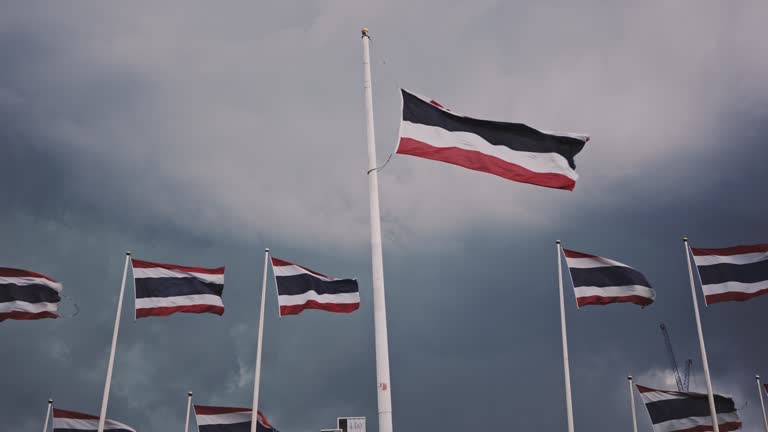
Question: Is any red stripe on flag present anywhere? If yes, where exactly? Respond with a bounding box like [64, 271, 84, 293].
[705, 288, 768, 304]
[53, 408, 99, 419]
[194, 405, 251, 415]
[136, 304, 224, 318]
[0, 311, 58, 321]
[576, 295, 654, 308]
[271, 257, 331, 279]
[131, 259, 224, 275]
[672, 422, 742, 432]
[280, 301, 360, 316]
[0, 267, 58, 282]
[562, 249, 599, 259]
[691, 244, 768, 256]
[396, 137, 577, 191]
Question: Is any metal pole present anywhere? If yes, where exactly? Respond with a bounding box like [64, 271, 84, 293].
[628, 376, 638, 432]
[557, 241, 575, 432]
[361, 27, 394, 432]
[250, 249, 270, 432]
[684, 238, 719, 432]
[757, 375, 768, 432]
[43, 399, 53, 432]
[97, 252, 131, 432]
[184, 392, 193, 432]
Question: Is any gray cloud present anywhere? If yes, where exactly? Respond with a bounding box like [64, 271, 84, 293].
[1, 1, 767, 431]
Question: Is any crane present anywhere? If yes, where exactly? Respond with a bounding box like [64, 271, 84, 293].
[660, 323, 693, 392]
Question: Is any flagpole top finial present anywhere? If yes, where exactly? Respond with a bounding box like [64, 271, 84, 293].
[361, 27, 369, 37]
[757, 374, 761, 380]
[48, 399, 53, 404]
[627, 375, 633, 380]
[265, 247, 270, 252]
[188, 391, 193, 396]
[126, 251, 132, 256]
[556, 240, 561, 244]
[683, 237, 688, 242]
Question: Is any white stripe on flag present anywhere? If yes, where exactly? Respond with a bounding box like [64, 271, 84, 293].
[272, 264, 333, 281]
[702, 280, 768, 296]
[278, 291, 360, 306]
[195, 411, 252, 426]
[693, 252, 768, 266]
[135, 294, 223, 310]
[53, 418, 136, 431]
[637, 390, 689, 403]
[132, 267, 224, 285]
[564, 256, 630, 269]
[0, 300, 58, 313]
[0, 276, 62, 291]
[574, 285, 655, 300]
[652, 412, 741, 432]
[399, 120, 577, 179]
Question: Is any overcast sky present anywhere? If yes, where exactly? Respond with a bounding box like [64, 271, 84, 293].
[2, 1, 768, 431]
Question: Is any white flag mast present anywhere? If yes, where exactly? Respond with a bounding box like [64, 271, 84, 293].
[97, 252, 131, 432]
[627, 376, 638, 432]
[556, 241, 575, 432]
[250, 248, 270, 432]
[184, 391, 193, 432]
[683, 238, 719, 432]
[361, 27, 394, 432]
[42, 398, 53, 432]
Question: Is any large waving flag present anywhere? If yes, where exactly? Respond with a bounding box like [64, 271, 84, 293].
[562, 249, 655, 307]
[396, 89, 589, 190]
[0, 267, 62, 321]
[271, 257, 359, 315]
[636, 385, 741, 432]
[52, 408, 136, 432]
[194, 405, 277, 432]
[131, 258, 225, 318]
[690, 244, 768, 304]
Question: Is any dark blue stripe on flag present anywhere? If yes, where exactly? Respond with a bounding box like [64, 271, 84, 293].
[0, 283, 60, 303]
[569, 266, 651, 288]
[645, 394, 736, 424]
[134, 277, 223, 299]
[199, 422, 276, 432]
[697, 259, 768, 285]
[275, 274, 358, 296]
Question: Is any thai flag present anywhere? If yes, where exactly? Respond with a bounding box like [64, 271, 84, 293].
[194, 405, 277, 432]
[562, 248, 655, 307]
[52, 408, 135, 432]
[635, 385, 741, 432]
[271, 257, 359, 316]
[396, 89, 589, 191]
[131, 258, 225, 319]
[690, 243, 768, 304]
[0, 267, 62, 321]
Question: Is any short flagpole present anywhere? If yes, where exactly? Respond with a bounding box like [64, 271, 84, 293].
[556, 241, 575, 432]
[43, 399, 53, 432]
[184, 391, 193, 432]
[361, 27, 394, 432]
[756, 375, 768, 432]
[250, 248, 270, 432]
[97, 251, 131, 432]
[628, 376, 638, 432]
[684, 238, 719, 432]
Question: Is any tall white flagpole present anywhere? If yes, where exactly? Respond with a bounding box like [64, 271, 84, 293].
[97, 251, 131, 432]
[628, 376, 638, 432]
[684, 238, 719, 432]
[361, 27, 394, 432]
[756, 375, 768, 432]
[184, 391, 193, 432]
[250, 248, 270, 432]
[556, 241, 575, 432]
[43, 399, 53, 432]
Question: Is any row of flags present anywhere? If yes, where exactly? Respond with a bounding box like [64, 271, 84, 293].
[48, 404, 278, 432]
[0, 255, 359, 321]
[560, 243, 768, 308]
[3, 243, 765, 322]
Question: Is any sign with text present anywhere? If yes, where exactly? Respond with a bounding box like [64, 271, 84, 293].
[337, 417, 365, 432]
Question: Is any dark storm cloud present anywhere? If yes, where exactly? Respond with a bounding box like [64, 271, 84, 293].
[1, 1, 767, 432]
